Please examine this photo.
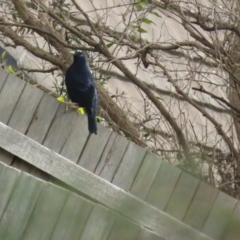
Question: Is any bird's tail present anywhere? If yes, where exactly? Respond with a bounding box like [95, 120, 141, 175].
[87, 114, 97, 134]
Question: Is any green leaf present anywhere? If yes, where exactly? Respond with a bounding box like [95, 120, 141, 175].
[11, 11, 17, 22]
[139, 0, 148, 4]
[96, 116, 102, 122]
[142, 17, 155, 25]
[1, 51, 6, 60]
[135, 3, 143, 11]
[130, 34, 139, 42]
[106, 42, 114, 48]
[137, 27, 148, 33]
[8, 65, 14, 74]
[150, 11, 162, 18]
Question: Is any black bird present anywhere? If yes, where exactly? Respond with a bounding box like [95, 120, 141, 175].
[65, 51, 98, 134]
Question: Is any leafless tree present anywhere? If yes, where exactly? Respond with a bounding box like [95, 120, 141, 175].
[1, 0, 240, 198]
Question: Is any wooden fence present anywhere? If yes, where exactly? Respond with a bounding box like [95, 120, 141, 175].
[0, 67, 239, 239]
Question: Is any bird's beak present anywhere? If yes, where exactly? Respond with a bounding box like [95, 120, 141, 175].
[70, 50, 75, 55]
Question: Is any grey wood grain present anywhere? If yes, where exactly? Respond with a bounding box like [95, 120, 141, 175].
[0, 172, 44, 240]
[112, 142, 146, 191]
[138, 228, 166, 240]
[107, 214, 141, 240]
[51, 192, 93, 240]
[43, 104, 77, 153]
[60, 113, 89, 163]
[221, 201, 240, 240]
[95, 132, 129, 181]
[8, 83, 44, 134]
[8, 84, 44, 171]
[130, 153, 162, 200]
[146, 160, 181, 210]
[0, 73, 26, 124]
[165, 172, 200, 220]
[0, 74, 26, 165]
[202, 191, 237, 240]
[21, 183, 69, 240]
[0, 123, 212, 240]
[183, 181, 219, 230]
[26, 93, 60, 143]
[79, 204, 115, 240]
[0, 162, 20, 219]
[79, 124, 112, 172]
[0, 68, 8, 91]
[0, 149, 14, 165]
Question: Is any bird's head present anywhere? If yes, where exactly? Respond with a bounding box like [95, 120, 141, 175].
[70, 51, 87, 65]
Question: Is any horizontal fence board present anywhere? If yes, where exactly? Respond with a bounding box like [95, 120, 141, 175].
[202, 191, 237, 240]
[130, 153, 162, 200]
[146, 161, 181, 210]
[0, 162, 167, 240]
[79, 204, 115, 240]
[79, 125, 112, 171]
[22, 183, 69, 240]
[0, 172, 44, 240]
[0, 123, 212, 240]
[51, 192, 94, 240]
[165, 172, 200, 220]
[183, 181, 219, 230]
[26, 93, 60, 143]
[138, 228, 166, 240]
[112, 142, 146, 191]
[95, 133, 129, 181]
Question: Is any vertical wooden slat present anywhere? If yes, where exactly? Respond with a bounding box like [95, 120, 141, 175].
[60, 114, 89, 163]
[146, 161, 181, 210]
[0, 75, 26, 165]
[21, 183, 69, 240]
[95, 133, 129, 181]
[221, 201, 240, 240]
[130, 153, 162, 200]
[107, 215, 141, 240]
[183, 181, 219, 230]
[43, 104, 77, 153]
[165, 172, 200, 220]
[0, 163, 20, 219]
[8, 83, 44, 134]
[26, 93, 60, 143]
[0, 74, 25, 125]
[78, 125, 112, 172]
[0, 172, 44, 240]
[79, 204, 115, 240]
[111, 142, 146, 191]
[202, 191, 237, 240]
[0, 68, 8, 91]
[51, 193, 93, 240]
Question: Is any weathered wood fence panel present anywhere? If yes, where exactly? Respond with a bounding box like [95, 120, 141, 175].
[0, 123, 212, 240]
[0, 68, 239, 239]
[0, 162, 165, 240]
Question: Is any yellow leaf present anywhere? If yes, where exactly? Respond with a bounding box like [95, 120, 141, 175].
[57, 96, 65, 102]
[77, 107, 85, 115]
[8, 65, 14, 74]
